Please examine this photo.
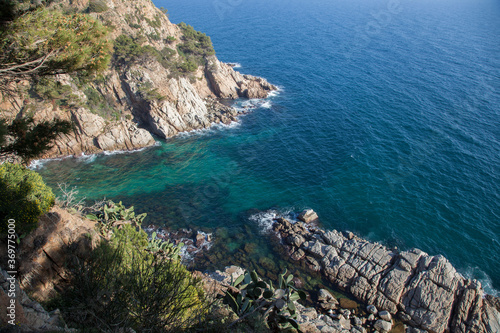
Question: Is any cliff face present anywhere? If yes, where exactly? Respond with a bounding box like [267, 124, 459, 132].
[0, 0, 276, 159]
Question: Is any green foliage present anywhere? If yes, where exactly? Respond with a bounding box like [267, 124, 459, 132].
[0, 8, 112, 79]
[178, 22, 215, 59]
[87, 0, 109, 13]
[53, 225, 208, 332]
[129, 23, 141, 29]
[86, 200, 147, 236]
[32, 77, 80, 107]
[147, 231, 184, 261]
[179, 58, 198, 73]
[83, 85, 116, 119]
[155, 47, 176, 68]
[0, 163, 55, 235]
[148, 32, 161, 41]
[159, 6, 169, 17]
[224, 269, 306, 332]
[0, 116, 72, 162]
[145, 14, 162, 28]
[113, 34, 157, 65]
[165, 36, 176, 43]
[138, 82, 166, 103]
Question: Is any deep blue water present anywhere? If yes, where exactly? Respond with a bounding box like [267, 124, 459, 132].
[37, 0, 500, 293]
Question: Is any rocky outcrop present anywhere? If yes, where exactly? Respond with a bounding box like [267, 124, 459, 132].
[205, 56, 276, 99]
[1, 0, 276, 160]
[0, 270, 74, 332]
[273, 212, 500, 333]
[1, 207, 100, 302]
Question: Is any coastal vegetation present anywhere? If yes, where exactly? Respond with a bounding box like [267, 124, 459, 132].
[0, 7, 111, 82]
[47, 211, 209, 332]
[224, 269, 306, 331]
[0, 163, 55, 235]
[0, 3, 111, 159]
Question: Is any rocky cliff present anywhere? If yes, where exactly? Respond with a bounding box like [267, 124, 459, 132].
[0, 0, 276, 159]
[274, 212, 500, 333]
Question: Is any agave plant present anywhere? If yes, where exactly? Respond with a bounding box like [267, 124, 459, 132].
[223, 269, 306, 332]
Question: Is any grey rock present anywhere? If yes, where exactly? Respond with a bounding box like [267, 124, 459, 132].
[318, 288, 336, 303]
[353, 316, 363, 326]
[272, 215, 500, 333]
[298, 209, 319, 223]
[302, 307, 318, 321]
[351, 326, 367, 333]
[291, 248, 306, 261]
[374, 319, 393, 332]
[287, 234, 306, 247]
[338, 316, 352, 330]
[378, 310, 391, 322]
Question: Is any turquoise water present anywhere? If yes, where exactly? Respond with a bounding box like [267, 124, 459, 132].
[37, 0, 500, 294]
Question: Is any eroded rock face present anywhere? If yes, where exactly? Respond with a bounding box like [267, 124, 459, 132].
[273, 216, 500, 333]
[0, 270, 74, 332]
[1, 0, 277, 161]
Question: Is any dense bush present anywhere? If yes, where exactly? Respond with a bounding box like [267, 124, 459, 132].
[32, 77, 81, 107]
[52, 224, 208, 332]
[165, 36, 176, 43]
[0, 163, 55, 235]
[113, 35, 155, 64]
[178, 22, 215, 63]
[0, 8, 111, 78]
[87, 0, 109, 13]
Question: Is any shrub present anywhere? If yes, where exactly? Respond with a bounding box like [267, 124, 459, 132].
[87, 0, 109, 13]
[113, 35, 159, 65]
[179, 58, 198, 73]
[0, 163, 55, 235]
[32, 77, 81, 107]
[148, 33, 161, 41]
[54, 224, 208, 332]
[178, 22, 215, 59]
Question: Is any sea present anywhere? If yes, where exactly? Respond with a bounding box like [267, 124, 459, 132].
[35, 0, 500, 295]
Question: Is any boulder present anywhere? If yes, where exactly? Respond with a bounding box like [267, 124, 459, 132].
[374, 319, 393, 332]
[318, 289, 336, 303]
[291, 248, 306, 261]
[298, 209, 319, 223]
[378, 310, 391, 322]
[367, 305, 378, 315]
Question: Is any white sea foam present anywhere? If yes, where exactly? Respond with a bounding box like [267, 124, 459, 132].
[261, 101, 272, 109]
[227, 62, 242, 68]
[248, 210, 279, 234]
[30, 143, 159, 169]
[29, 156, 68, 170]
[176, 121, 241, 138]
[102, 146, 150, 156]
[77, 153, 97, 163]
[462, 266, 500, 297]
[268, 89, 282, 98]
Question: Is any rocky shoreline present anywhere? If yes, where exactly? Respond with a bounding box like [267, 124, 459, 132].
[0, 0, 277, 162]
[271, 210, 500, 333]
